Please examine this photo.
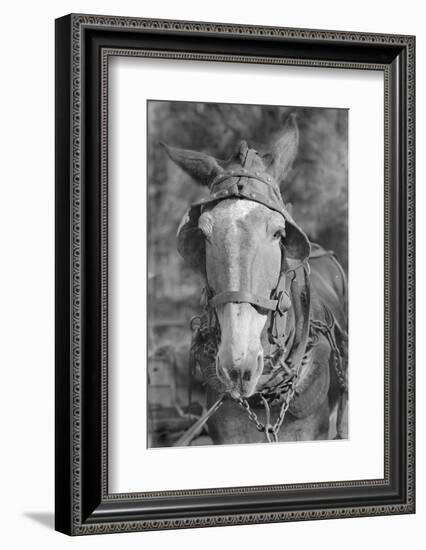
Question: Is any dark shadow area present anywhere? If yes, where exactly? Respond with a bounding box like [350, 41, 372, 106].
[24, 512, 54, 530]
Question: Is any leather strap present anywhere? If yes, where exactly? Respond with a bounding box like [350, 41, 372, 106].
[210, 170, 277, 191]
[207, 259, 295, 316]
[209, 290, 278, 311]
[205, 178, 285, 218]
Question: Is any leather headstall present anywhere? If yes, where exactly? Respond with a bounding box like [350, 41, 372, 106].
[202, 168, 296, 341]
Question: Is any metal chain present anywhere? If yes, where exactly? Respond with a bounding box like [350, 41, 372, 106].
[236, 375, 297, 443]
[189, 308, 303, 443]
[236, 396, 266, 432]
[271, 382, 297, 437]
[188, 302, 347, 444]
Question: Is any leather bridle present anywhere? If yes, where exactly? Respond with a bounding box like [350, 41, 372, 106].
[204, 248, 293, 348]
[194, 255, 312, 443]
[200, 163, 294, 334]
[170, 143, 347, 444]
[206, 238, 291, 304]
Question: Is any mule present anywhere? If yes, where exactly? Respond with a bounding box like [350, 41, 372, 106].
[162, 114, 348, 444]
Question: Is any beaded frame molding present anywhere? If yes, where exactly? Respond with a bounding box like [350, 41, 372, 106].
[55, 14, 415, 536]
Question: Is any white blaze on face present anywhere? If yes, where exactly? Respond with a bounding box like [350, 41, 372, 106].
[222, 201, 258, 290]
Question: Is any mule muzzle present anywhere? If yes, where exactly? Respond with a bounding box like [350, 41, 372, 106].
[216, 351, 264, 398]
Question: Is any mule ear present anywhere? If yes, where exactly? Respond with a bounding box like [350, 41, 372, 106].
[267, 113, 299, 181]
[160, 142, 223, 186]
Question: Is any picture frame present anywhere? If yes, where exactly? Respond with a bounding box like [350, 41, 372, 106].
[55, 13, 415, 535]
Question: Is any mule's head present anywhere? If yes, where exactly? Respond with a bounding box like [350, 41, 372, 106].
[162, 115, 308, 398]
[199, 199, 284, 397]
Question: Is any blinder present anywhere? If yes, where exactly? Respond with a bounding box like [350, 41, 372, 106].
[177, 167, 310, 273]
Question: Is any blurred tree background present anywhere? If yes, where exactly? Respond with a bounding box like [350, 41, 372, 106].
[146, 100, 348, 446]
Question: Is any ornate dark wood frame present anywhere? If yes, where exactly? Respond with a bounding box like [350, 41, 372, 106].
[55, 13, 415, 536]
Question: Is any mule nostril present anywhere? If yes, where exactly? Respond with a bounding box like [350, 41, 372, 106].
[229, 368, 239, 382]
[242, 370, 251, 382]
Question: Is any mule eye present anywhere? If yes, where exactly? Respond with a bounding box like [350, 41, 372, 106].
[273, 229, 284, 239]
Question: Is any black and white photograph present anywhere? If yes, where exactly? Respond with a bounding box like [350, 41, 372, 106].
[51, 9, 415, 539]
[0, 0, 421, 544]
[147, 101, 349, 448]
